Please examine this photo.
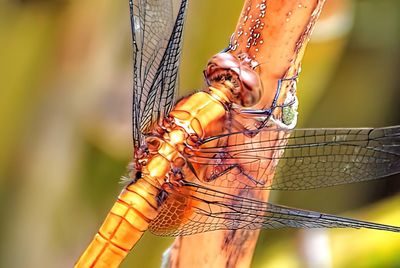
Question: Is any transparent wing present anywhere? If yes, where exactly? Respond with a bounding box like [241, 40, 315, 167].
[130, 0, 188, 148]
[149, 181, 400, 236]
[183, 126, 400, 190]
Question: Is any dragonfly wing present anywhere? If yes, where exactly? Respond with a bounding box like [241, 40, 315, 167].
[184, 126, 400, 190]
[130, 0, 188, 148]
[273, 126, 400, 190]
[149, 182, 400, 236]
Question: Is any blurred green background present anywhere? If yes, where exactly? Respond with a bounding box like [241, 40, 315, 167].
[0, 0, 399, 267]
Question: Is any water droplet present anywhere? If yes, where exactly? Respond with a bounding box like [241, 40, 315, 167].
[250, 59, 259, 68]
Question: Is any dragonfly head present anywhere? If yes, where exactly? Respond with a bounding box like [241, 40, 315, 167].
[204, 52, 262, 107]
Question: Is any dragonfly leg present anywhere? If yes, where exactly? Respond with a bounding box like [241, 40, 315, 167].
[156, 186, 169, 207]
[166, 167, 184, 184]
[237, 74, 298, 129]
[157, 176, 186, 207]
[207, 164, 236, 181]
[206, 162, 265, 186]
[221, 33, 236, 52]
[235, 164, 266, 186]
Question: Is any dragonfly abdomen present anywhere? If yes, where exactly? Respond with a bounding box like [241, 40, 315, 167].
[75, 178, 159, 268]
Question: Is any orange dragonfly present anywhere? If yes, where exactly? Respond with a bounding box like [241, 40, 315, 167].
[76, 0, 400, 267]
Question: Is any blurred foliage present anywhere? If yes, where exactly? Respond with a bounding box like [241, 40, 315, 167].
[0, 0, 399, 268]
[254, 195, 400, 268]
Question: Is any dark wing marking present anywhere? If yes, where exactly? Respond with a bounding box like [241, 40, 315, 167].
[149, 181, 400, 236]
[184, 126, 400, 190]
[130, 0, 188, 148]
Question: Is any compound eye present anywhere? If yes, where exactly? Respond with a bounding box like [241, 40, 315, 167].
[239, 67, 262, 106]
[204, 52, 262, 107]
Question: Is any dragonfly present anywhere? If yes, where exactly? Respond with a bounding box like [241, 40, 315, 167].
[75, 0, 400, 267]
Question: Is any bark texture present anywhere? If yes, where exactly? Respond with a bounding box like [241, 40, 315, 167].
[163, 1, 326, 267]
